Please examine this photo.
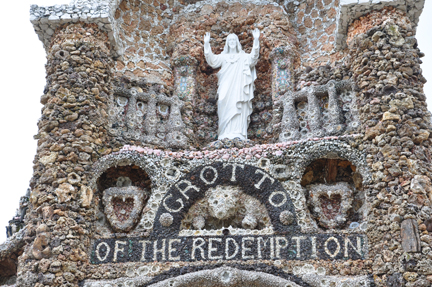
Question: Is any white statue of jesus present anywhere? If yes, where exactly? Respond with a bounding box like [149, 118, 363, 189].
[204, 29, 260, 140]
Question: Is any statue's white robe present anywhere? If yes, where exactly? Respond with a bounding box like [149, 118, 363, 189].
[204, 43, 260, 140]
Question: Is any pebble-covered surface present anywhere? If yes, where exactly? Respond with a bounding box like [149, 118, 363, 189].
[348, 8, 432, 287]
[2, 0, 431, 286]
[338, 0, 425, 49]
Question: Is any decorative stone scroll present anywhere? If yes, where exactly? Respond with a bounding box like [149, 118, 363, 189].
[279, 80, 359, 142]
[108, 86, 187, 148]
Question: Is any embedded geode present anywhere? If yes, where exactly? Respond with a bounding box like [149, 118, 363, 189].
[307, 182, 353, 229]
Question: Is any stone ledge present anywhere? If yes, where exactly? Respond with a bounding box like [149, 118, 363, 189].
[29, 1, 123, 58]
[337, 0, 425, 50]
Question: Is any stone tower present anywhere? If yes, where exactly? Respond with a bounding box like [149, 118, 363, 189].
[1, 0, 431, 286]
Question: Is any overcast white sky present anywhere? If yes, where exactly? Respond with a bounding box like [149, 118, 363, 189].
[0, 1, 431, 244]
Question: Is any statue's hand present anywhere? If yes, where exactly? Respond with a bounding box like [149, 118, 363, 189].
[252, 28, 260, 40]
[204, 32, 211, 44]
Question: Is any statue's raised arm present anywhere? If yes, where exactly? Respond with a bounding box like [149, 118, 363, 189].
[204, 29, 260, 140]
[204, 32, 211, 53]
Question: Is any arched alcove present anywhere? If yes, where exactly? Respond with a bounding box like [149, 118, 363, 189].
[301, 158, 366, 230]
[95, 165, 151, 234]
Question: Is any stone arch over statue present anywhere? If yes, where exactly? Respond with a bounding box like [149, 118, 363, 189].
[151, 162, 300, 238]
[167, 0, 298, 146]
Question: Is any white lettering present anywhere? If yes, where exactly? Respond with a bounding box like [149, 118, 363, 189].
[95, 242, 110, 262]
[242, 237, 255, 260]
[344, 237, 362, 258]
[191, 238, 206, 260]
[113, 240, 127, 262]
[291, 236, 306, 259]
[324, 237, 341, 258]
[310, 236, 317, 259]
[223, 163, 245, 182]
[257, 237, 269, 259]
[225, 238, 239, 260]
[139, 240, 150, 261]
[162, 194, 184, 213]
[275, 237, 288, 258]
[176, 180, 200, 200]
[168, 239, 181, 261]
[254, 170, 275, 189]
[270, 237, 275, 259]
[153, 239, 166, 261]
[208, 238, 223, 260]
[269, 191, 287, 207]
[200, 166, 218, 185]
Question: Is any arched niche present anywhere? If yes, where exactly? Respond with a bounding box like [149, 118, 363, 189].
[300, 157, 367, 231]
[90, 152, 157, 235]
[168, 1, 297, 146]
[294, 141, 371, 186]
[152, 162, 300, 238]
[273, 140, 371, 233]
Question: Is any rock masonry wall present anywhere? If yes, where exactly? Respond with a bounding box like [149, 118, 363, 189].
[1, 0, 432, 287]
[14, 23, 113, 287]
[347, 8, 432, 286]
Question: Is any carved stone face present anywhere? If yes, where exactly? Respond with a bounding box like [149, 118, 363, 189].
[308, 182, 353, 229]
[207, 186, 239, 220]
[103, 185, 147, 233]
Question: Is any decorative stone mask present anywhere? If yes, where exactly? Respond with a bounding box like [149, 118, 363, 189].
[102, 186, 147, 233]
[308, 182, 353, 229]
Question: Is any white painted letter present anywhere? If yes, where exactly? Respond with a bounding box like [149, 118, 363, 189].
[310, 236, 317, 259]
[291, 236, 306, 259]
[242, 237, 255, 260]
[225, 238, 239, 260]
[96, 242, 110, 262]
[269, 191, 287, 207]
[324, 237, 341, 258]
[254, 170, 275, 189]
[200, 166, 218, 185]
[344, 237, 363, 258]
[223, 163, 245, 182]
[139, 240, 151, 261]
[153, 239, 166, 261]
[162, 194, 184, 213]
[168, 239, 181, 261]
[208, 238, 223, 260]
[113, 240, 127, 262]
[257, 237, 269, 259]
[191, 238, 206, 260]
[176, 180, 200, 200]
[275, 237, 288, 258]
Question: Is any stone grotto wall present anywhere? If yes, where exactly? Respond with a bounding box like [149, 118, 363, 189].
[1, 0, 431, 287]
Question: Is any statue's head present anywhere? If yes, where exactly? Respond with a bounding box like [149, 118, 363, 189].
[222, 34, 244, 54]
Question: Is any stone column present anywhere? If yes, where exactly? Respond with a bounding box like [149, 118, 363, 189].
[172, 56, 199, 144]
[19, 23, 114, 287]
[347, 8, 432, 287]
[269, 46, 295, 137]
